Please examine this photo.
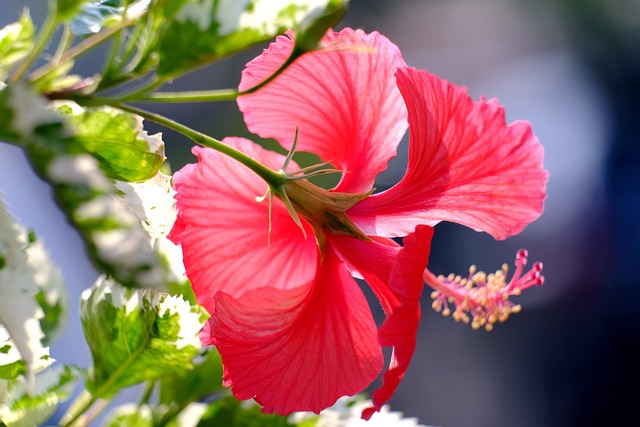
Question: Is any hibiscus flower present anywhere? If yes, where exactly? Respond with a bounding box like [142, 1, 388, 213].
[168, 28, 547, 418]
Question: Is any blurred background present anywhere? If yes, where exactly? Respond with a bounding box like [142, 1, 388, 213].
[1, 0, 639, 425]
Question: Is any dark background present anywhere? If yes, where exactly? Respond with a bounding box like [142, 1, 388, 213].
[1, 1, 639, 426]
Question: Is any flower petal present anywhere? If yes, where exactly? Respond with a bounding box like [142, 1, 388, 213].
[203, 247, 383, 414]
[364, 225, 433, 419]
[168, 138, 317, 314]
[238, 28, 407, 194]
[329, 226, 433, 419]
[350, 67, 548, 240]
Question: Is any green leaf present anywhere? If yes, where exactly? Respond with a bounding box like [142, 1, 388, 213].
[159, 348, 223, 409]
[70, 1, 123, 36]
[154, 0, 350, 77]
[0, 86, 168, 288]
[60, 106, 165, 182]
[294, 0, 347, 53]
[81, 276, 207, 397]
[0, 195, 65, 383]
[0, 364, 80, 427]
[197, 397, 296, 427]
[58, 0, 91, 20]
[103, 404, 154, 427]
[0, 9, 35, 82]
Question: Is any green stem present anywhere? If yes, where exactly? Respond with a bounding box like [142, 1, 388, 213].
[100, 22, 125, 80]
[138, 88, 239, 102]
[59, 390, 95, 427]
[125, 45, 305, 103]
[52, 23, 73, 65]
[61, 345, 147, 426]
[138, 380, 155, 406]
[29, 16, 133, 83]
[7, 1, 59, 84]
[82, 398, 111, 427]
[113, 103, 286, 188]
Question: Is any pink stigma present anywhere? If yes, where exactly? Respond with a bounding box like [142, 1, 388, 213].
[423, 249, 544, 331]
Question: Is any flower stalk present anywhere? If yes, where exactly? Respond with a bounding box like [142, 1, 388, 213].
[113, 103, 287, 190]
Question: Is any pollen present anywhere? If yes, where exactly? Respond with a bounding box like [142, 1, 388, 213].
[424, 249, 544, 332]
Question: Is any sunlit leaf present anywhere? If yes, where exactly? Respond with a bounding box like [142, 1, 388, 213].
[103, 404, 153, 427]
[0, 364, 80, 427]
[0, 9, 34, 82]
[60, 105, 165, 182]
[153, 0, 349, 77]
[0, 195, 65, 384]
[81, 276, 207, 397]
[0, 87, 167, 288]
[57, 0, 89, 20]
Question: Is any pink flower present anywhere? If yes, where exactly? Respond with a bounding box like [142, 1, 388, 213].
[168, 28, 547, 418]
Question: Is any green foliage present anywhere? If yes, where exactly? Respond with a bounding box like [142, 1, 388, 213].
[57, 0, 91, 20]
[150, 0, 348, 77]
[0, 364, 79, 427]
[197, 397, 297, 427]
[103, 405, 154, 426]
[0, 86, 168, 288]
[60, 106, 165, 182]
[159, 348, 224, 408]
[81, 276, 207, 397]
[294, 0, 347, 52]
[0, 10, 35, 81]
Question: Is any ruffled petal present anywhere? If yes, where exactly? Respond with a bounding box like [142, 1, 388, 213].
[350, 67, 548, 240]
[363, 225, 433, 419]
[203, 247, 383, 414]
[238, 28, 407, 194]
[329, 226, 433, 419]
[168, 138, 317, 314]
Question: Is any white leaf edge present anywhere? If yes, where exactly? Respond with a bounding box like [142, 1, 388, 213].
[81, 275, 203, 351]
[290, 396, 432, 427]
[0, 194, 63, 388]
[0, 364, 77, 427]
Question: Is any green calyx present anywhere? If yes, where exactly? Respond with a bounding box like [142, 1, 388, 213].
[274, 178, 371, 251]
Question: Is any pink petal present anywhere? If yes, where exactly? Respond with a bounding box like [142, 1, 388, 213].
[237, 28, 407, 194]
[204, 247, 383, 414]
[364, 225, 433, 419]
[168, 138, 318, 314]
[350, 67, 548, 240]
[329, 235, 401, 316]
[329, 226, 433, 419]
